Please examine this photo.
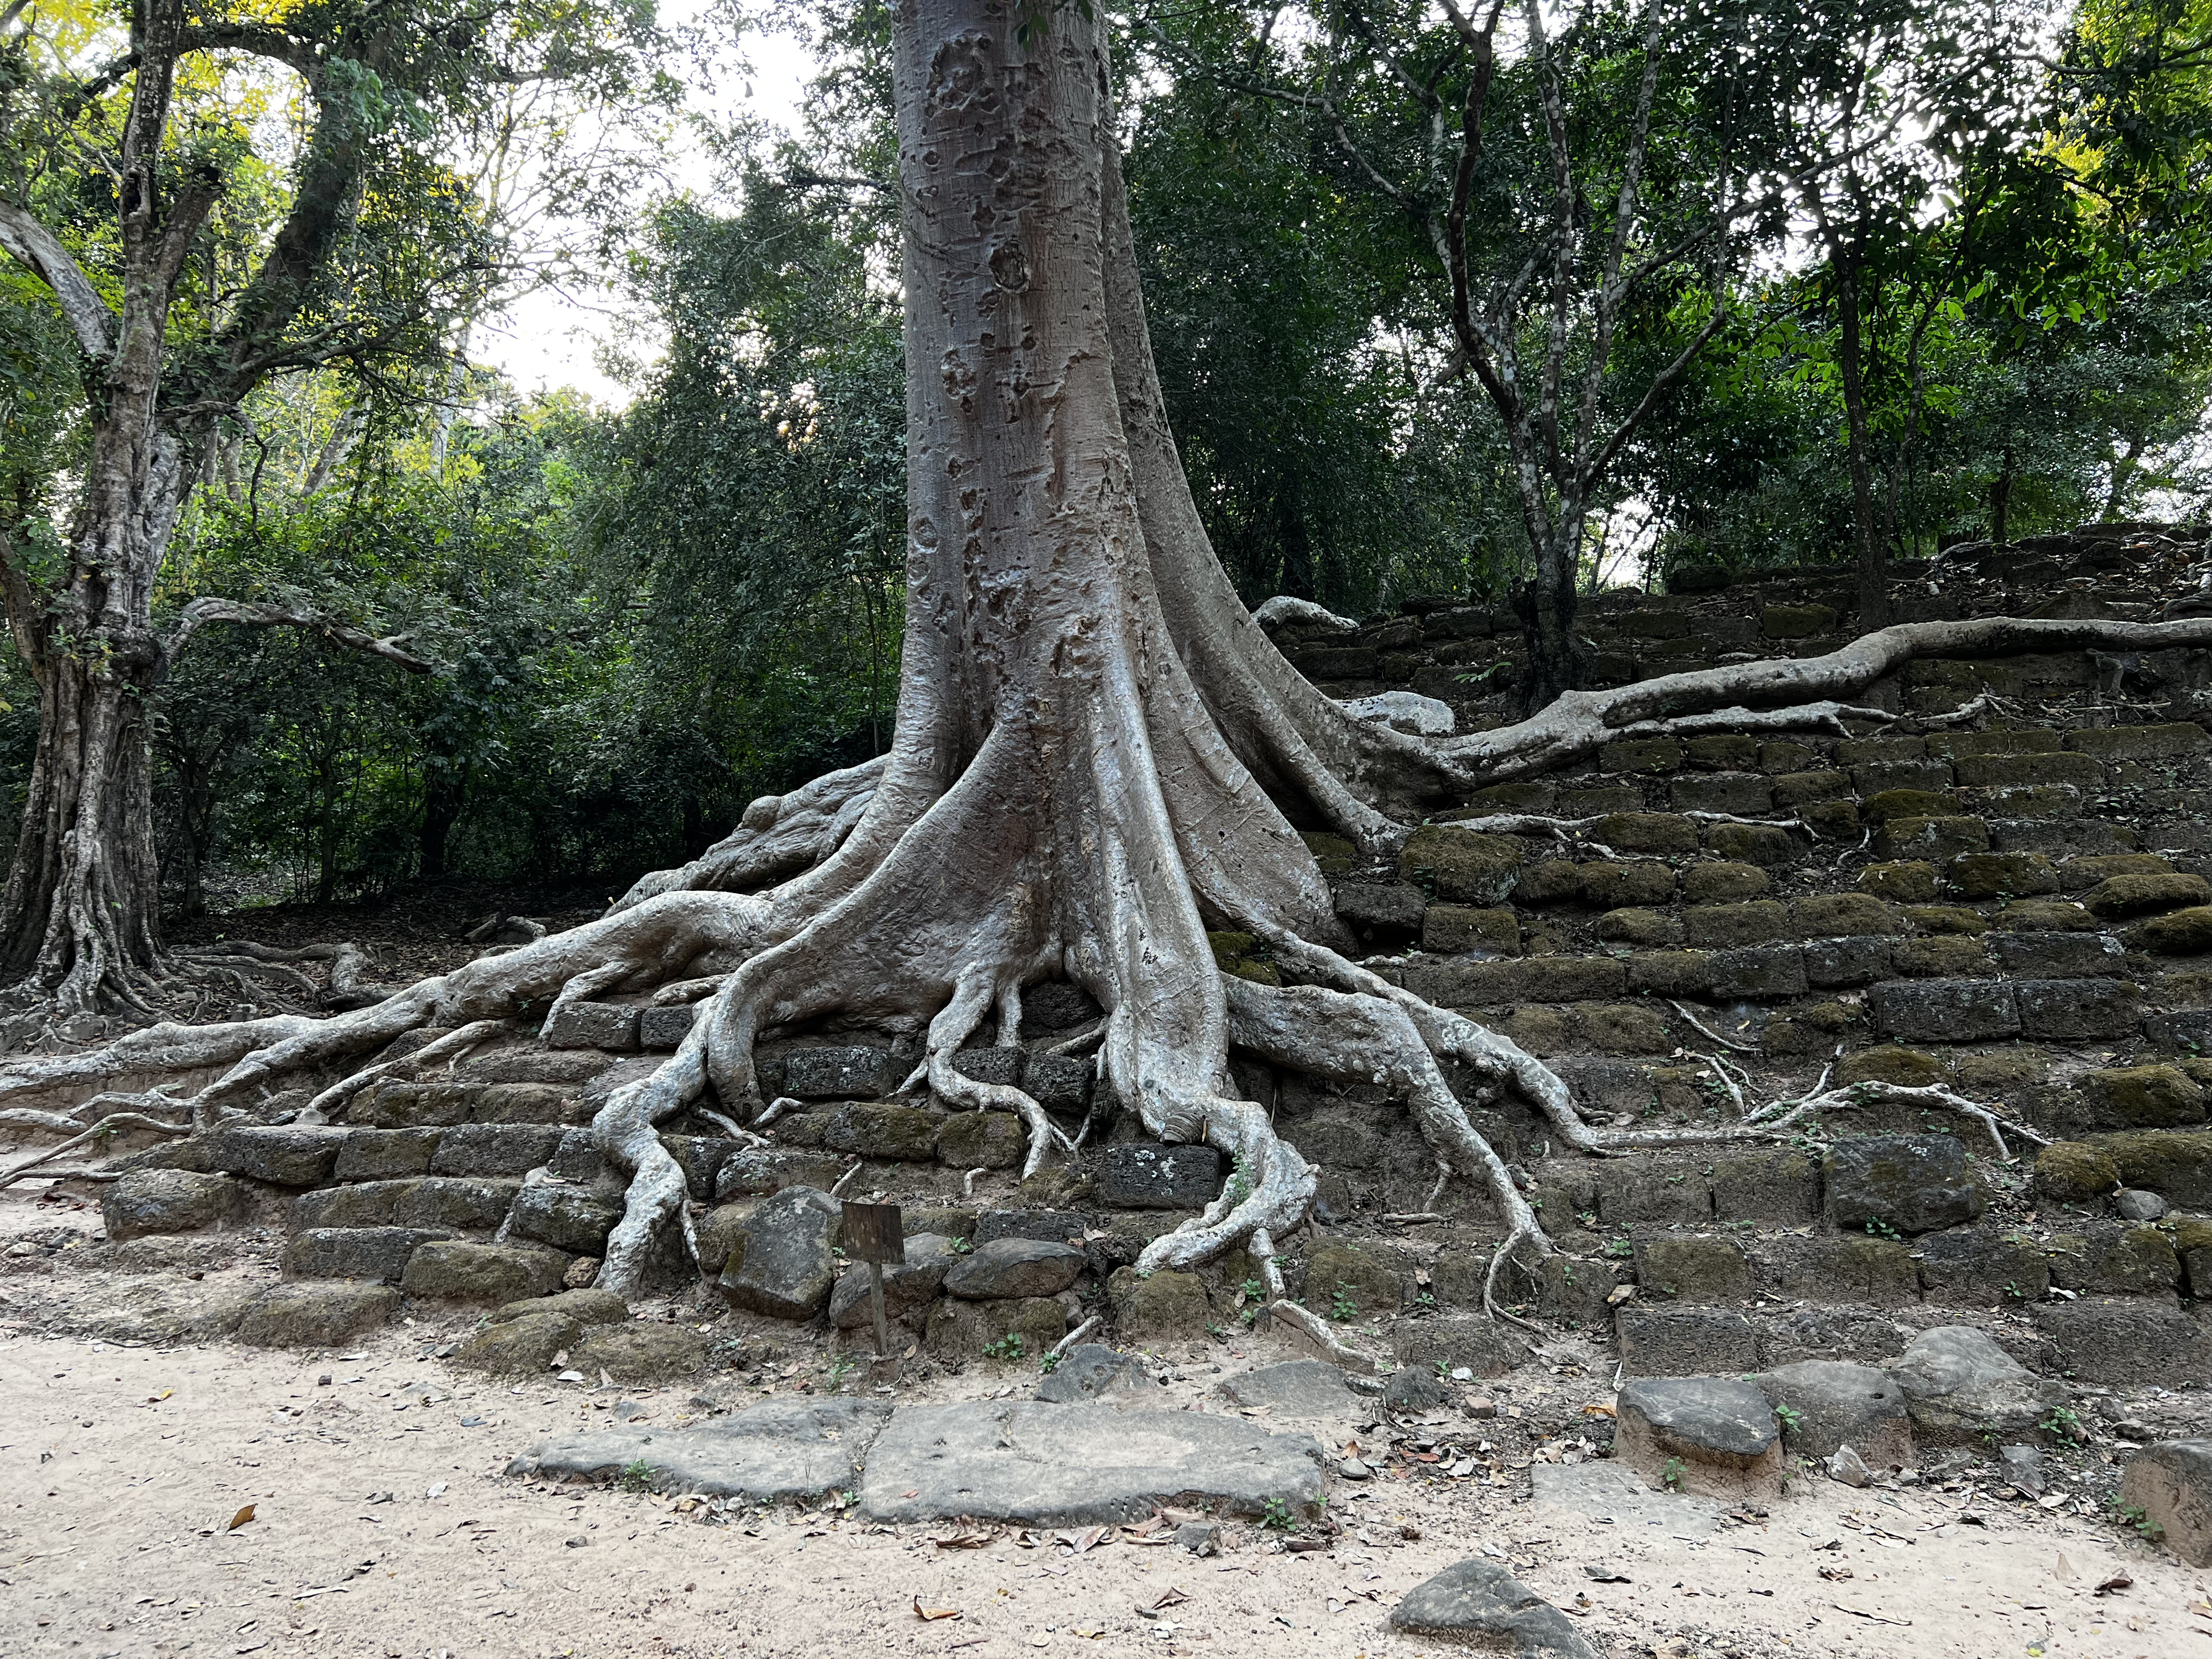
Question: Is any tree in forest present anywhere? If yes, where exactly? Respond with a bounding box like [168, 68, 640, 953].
[0, 0, 662, 1011]
[13, 0, 2212, 1341]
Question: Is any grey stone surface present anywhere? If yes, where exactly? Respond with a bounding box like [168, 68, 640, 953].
[332, 1128, 442, 1182]
[2117, 1188, 2172, 1221]
[828, 1233, 956, 1328]
[1022, 1055, 1093, 1112]
[716, 1147, 849, 1199]
[1527, 1460, 1722, 1538]
[427, 1124, 565, 1178]
[1036, 1344, 1150, 1404]
[279, 1225, 446, 1284]
[509, 1399, 894, 1500]
[975, 1208, 1088, 1245]
[1388, 1559, 1598, 1658]
[395, 1177, 523, 1231]
[1390, 1315, 1528, 1379]
[490, 1288, 629, 1327]
[401, 1241, 570, 1303]
[544, 1001, 640, 1051]
[2120, 1440, 2212, 1566]
[1615, 1377, 1784, 1501]
[942, 1237, 1087, 1300]
[236, 1282, 399, 1347]
[1022, 981, 1103, 1032]
[191, 1125, 351, 1186]
[638, 1003, 698, 1051]
[1217, 1359, 1358, 1416]
[1888, 1324, 2068, 1443]
[856, 1403, 1326, 1524]
[568, 1322, 708, 1383]
[2017, 978, 2140, 1041]
[1753, 1360, 1913, 1467]
[2147, 1010, 2212, 1055]
[1708, 945, 1807, 999]
[2031, 1297, 2212, 1385]
[1803, 936, 1893, 987]
[1097, 1142, 1224, 1209]
[455, 1310, 581, 1374]
[509, 1183, 623, 1254]
[1988, 932, 2127, 978]
[821, 1103, 940, 1161]
[1824, 1134, 1983, 1234]
[1614, 1307, 1759, 1376]
[1869, 979, 2020, 1042]
[102, 1170, 246, 1239]
[951, 1047, 1024, 1088]
[783, 1046, 898, 1100]
[717, 1185, 842, 1319]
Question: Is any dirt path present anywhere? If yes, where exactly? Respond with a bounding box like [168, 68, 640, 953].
[1, 1313, 2202, 1659]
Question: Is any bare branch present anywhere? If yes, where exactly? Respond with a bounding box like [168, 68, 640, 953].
[0, 202, 117, 358]
[164, 598, 441, 675]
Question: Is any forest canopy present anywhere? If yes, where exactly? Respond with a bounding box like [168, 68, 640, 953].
[2, 0, 2208, 910]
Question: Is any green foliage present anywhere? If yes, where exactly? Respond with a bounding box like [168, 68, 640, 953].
[980, 1333, 1026, 1363]
[617, 1458, 656, 1493]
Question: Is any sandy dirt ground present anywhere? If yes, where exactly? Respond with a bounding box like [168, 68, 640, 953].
[3, 1306, 2208, 1659]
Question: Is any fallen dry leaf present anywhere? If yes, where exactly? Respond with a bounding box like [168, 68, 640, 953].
[226, 1505, 256, 1532]
[933, 1531, 995, 1550]
[149, 1389, 172, 1402]
[1149, 1587, 1189, 1610]
[2095, 1572, 2133, 1597]
[912, 1599, 962, 1621]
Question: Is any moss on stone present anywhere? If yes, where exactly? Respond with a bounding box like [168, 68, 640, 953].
[1859, 860, 1939, 902]
[2077, 1065, 2208, 1129]
[1835, 1046, 1948, 1087]
[2083, 872, 2212, 919]
[1399, 826, 1527, 903]
[2135, 905, 2212, 956]
[2033, 1140, 2120, 1203]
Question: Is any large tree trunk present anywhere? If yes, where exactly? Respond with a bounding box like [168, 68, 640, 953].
[0, 651, 166, 1008]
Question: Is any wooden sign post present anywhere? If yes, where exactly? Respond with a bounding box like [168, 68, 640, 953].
[841, 1202, 905, 1359]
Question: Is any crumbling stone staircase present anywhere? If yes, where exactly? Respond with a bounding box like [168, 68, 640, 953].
[69, 524, 2212, 1431]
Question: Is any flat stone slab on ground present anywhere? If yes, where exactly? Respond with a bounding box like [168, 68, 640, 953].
[1527, 1460, 1722, 1539]
[508, 1399, 891, 1500]
[1215, 1359, 1357, 1416]
[856, 1402, 1325, 1525]
[1389, 1558, 1598, 1658]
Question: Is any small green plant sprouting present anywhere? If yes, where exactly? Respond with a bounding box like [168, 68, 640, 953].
[982, 1333, 1026, 1363]
[1039, 1351, 1060, 1375]
[1206, 1322, 1225, 1339]
[1602, 1236, 1634, 1259]
[827, 1354, 858, 1391]
[1413, 1290, 1437, 1310]
[1660, 1457, 1687, 1491]
[1864, 1216, 1902, 1241]
[1773, 1404, 1804, 1436]
[2039, 1405, 2083, 1443]
[950, 1237, 974, 1254]
[1225, 1157, 1254, 1207]
[2004, 1280, 2026, 1302]
[2109, 1499, 2166, 1542]
[1239, 1305, 1260, 1328]
[618, 1459, 656, 1494]
[1260, 1496, 1296, 1531]
[1330, 1281, 1358, 1322]
[1239, 1276, 1262, 1302]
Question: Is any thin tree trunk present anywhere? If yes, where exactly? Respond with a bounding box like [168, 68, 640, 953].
[1514, 518, 1585, 713]
[420, 762, 467, 878]
[1990, 445, 2013, 546]
[1835, 252, 1888, 626]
